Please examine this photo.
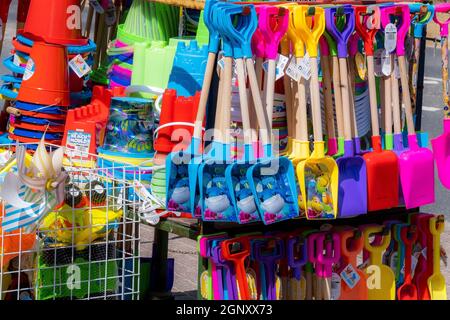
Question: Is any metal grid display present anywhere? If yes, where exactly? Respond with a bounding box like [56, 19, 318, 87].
[0, 143, 144, 300]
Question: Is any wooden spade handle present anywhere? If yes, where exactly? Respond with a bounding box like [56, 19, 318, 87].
[332, 56, 345, 138]
[193, 52, 216, 140]
[338, 57, 352, 141]
[310, 57, 323, 141]
[236, 59, 252, 145]
[322, 277, 331, 300]
[255, 57, 264, 92]
[348, 57, 358, 139]
[398, 56, 416, 135]
[284, 71, 294, 139]
[215, 67, 225, 135]
[246, 59, 271, 146]
[297, 58, 308, 141]
[367, 56, 380, 137]
[321, 55, 336, 140]
[222, 57, 233, 144]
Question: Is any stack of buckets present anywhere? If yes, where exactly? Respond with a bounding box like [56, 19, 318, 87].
[2, 0, 95, 149]
[0, 0, 95, 106]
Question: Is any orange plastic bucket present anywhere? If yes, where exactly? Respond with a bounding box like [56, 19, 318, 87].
[17, 41, 70, 107]
[23, 0, 87, 46]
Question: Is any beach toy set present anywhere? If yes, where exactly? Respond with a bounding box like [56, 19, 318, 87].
[197, 213, 446, 300]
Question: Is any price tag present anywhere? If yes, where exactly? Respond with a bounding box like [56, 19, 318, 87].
[13, 54, 21, 67]
[69, 54, 91, 78]
[374, 49, 384, 77]
[331, 273, 341, 300]
[340, 264, 361, 289]
[355, 52, 367, 80]
[23, 59, 35, 81]
[299, 53, 312, 80]
[381, 50, 392, 76]
[394, 56, 400, 79]
[262, 54, 289, 81]
[89, 0, 105, 14]
[384, 23, 397, 54]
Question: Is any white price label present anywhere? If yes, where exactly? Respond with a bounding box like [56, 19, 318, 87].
[285, 58, 302, 82]
[374, 49, 384, 77]
[13, 54, 21, 67]
[384, 23, 397, 54]
[299, 53, 312, 80]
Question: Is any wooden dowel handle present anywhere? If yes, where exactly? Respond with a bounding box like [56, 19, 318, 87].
[222, 57, 233, 144]
[193, 52, 216, 140]
[236, 59, 252, 145]
[391, 58, 402, 135]
[297, 57, 308, 141]
[384, 73, 393, 135]
[332, 56, 344, 138]
[398, 55, 415, 135]
[310, 57, 323, 142]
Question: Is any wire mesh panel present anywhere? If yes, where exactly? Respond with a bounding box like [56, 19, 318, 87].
[0, 142, 143, 300]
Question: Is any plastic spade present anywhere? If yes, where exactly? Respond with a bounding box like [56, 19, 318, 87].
[221, 236, 252, 300]
[414, 213, 433, 300]
[339, 229, 368, 300]
[325, 6, 367, 218]
[358, 5, 399, 212]
[431, 3, 450, 190]
[397, 225, 419, 300]
[381, 4, 435, 209]
[258, 6, 289, 130]
[296, 5, 339, 220]
[212, 245, 238, 300]
[287, 234, 308, 300]
[254, 237, 284, 300]
[363, 225, 396, 300]
[308, 232, 324, 300]
[427, 215, 447, 300]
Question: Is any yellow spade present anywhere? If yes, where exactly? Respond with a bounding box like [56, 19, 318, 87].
[427, 215, 447, 300]
[363, 225, 396, 300]
[295, 5, 338, 219]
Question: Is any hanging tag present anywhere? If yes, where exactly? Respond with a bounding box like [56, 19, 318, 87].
[299, 53, 312, 80]
[410, 255, 419, 279]
[69, 54, 92, 78]
[262, 55, 288, 81]
[331, 273, 341, 300]
[374, 49, 384, 77]
[394, 56, 400, 79]
[23, 59, 35, 81]
[340, 264, 361, 289]
[422, 247, 427, 259]
[384, 23, 397, 54]
[217, 55, 225, 73]
[89, 0, 105, 14]
[381, 50, 392, 76]
[355, 52, 367, 80]
[13, 54, 21, 67]
[285, 58, 301, 82]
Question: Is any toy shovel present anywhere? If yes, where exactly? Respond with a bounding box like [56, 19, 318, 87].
[363, 225, 396, 300]
[356, 8, 399, 212]
[212, 245, 238, 300]
[431, 3, 450, 190]
[308, 232, 324, 300]
[397, 225, 419, 300]
[339, 229, 368, 300]
[427, 215, 446, 300]
[414, 213, 434, 300]
[295, 6, 339, 220]
[287, 234, 308, 300]
[382, 5, 435, 209]
[325, 6, 367, 218]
